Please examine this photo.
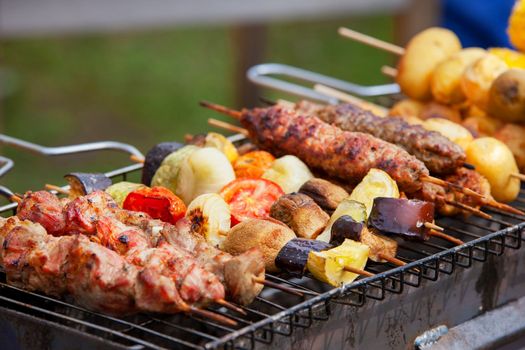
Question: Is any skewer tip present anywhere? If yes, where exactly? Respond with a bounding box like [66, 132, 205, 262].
[199, 101, 242, 120]
[216, 299, 247, 316]
[252, 276, 304, 297]
[188, 306, 238, 327]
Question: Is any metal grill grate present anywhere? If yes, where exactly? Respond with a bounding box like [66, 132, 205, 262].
[0, 163, 524, 350]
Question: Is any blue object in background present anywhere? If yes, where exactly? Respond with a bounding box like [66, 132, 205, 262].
[442, 0, 516, 48]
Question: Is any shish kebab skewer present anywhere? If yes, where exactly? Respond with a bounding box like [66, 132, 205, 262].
[0, 217, 238, 326]
[204, 100, 522, 216]
[208, 117, 497, 221]
[15, 188, 302, 299]
[201, 101, 504, 204]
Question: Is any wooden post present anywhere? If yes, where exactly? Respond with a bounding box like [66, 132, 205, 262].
[230, 24, 267, 109]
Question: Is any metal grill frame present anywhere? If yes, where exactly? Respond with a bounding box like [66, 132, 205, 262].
[0, 157, 524, 350]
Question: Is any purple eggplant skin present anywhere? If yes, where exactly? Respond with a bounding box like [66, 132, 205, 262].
[275, 238, 332, 277]
[64, 173, 112, 196]
[141, 142, 184, 185]
[330, 215, 365, 246]
[368, 197, 435, 241]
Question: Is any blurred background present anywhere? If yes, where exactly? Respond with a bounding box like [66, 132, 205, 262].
[0, 0, 516, 195]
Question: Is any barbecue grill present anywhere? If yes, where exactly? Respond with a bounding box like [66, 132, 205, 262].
[1, 68, 525, 349]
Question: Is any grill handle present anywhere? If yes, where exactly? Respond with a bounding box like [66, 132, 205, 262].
[0, 155, 14, 198]
[0, 134, 144, 159]
[246, 63, 400, 103]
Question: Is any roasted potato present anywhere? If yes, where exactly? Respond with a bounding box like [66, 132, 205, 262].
[270, 193, 329, 239]
[488, 69, 525, 123]
[462, 115, 503, 138]
[494, 124, 525, 172]
[419, 102, 462, 123]
[389, 99, 425, 118]
[422, 118, 474, 150]
[222, 219, 296, 272]
[299, 178, 349, 212]
[461, 54, 508, 111]
[307, 239, 369, 287]
[431, 48, 487, 105]
[396, 27, 461, 101]
[465, 137, 520, 202]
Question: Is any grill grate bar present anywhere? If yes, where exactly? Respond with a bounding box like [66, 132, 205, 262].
[0, 294, 168, 350]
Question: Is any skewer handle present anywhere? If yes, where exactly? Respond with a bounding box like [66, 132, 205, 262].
[338, 27, 405, 56]
[429, 229, 464, 245]
[313, 84, 389, 116]
[377, 253, 406, 267]
[252, 276, 304, 297]
[208, 118, 249, 136]
[45, 184, 70, 195]
[381, 65, 398, 78]
[343, 266, 375, 277]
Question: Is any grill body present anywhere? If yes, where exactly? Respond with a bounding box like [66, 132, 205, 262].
[0, 157, 524, 350]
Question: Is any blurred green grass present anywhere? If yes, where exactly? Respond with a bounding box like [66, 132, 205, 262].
[0, 15, 395, 196]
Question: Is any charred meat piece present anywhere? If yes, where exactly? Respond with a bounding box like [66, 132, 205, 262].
[17, 191, 66, 236]
[64, 191, 119, 235]
[223, 248, 265, 306]
[414, 168, 491, 216]
[240, 106, 428, 193]
[299, 178, 349, 213]
[368, 197, 435, 241]
[1, 217, 75, 296]
[116, 212, 265, 306]
[270, 193, 329, 239]
[95, 215, 225, 306]
[0, 218, 211, 316]
[295, 101, 466, 175]
[65, 173, 112, 199]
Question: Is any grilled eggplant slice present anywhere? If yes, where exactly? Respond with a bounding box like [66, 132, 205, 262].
[299, 178, 349, 212]
[316, 199, 367, 243]
[330, 215, 365, 245]
[275, 238, 331, 276]
[142, 142, 184, 186]
[330, 215, 398, 263]
[270, 193, 329, 239]
[368, 197, 435, 241]
[65, 173, 112, 199]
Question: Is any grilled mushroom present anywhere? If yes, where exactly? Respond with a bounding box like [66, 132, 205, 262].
[299, 178, 349, 212]
[270, 193, 329, 239]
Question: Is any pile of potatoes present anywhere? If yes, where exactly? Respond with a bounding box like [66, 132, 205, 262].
[390, 27, 525, 175]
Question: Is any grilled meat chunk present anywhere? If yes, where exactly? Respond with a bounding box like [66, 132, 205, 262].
[17, 191, 66, 236]
[296, 101, 466, 175]
[0, 218, 197, 316]
[240, 106, 429, 193]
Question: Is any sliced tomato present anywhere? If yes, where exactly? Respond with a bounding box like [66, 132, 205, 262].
[123, 186, 186, 224]
[220, 178, 284, 225]
[233, 151, 275, 178]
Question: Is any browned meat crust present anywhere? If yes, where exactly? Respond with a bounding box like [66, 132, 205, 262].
[240, 106, 429, 193]
[296, 101, 466, 175]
